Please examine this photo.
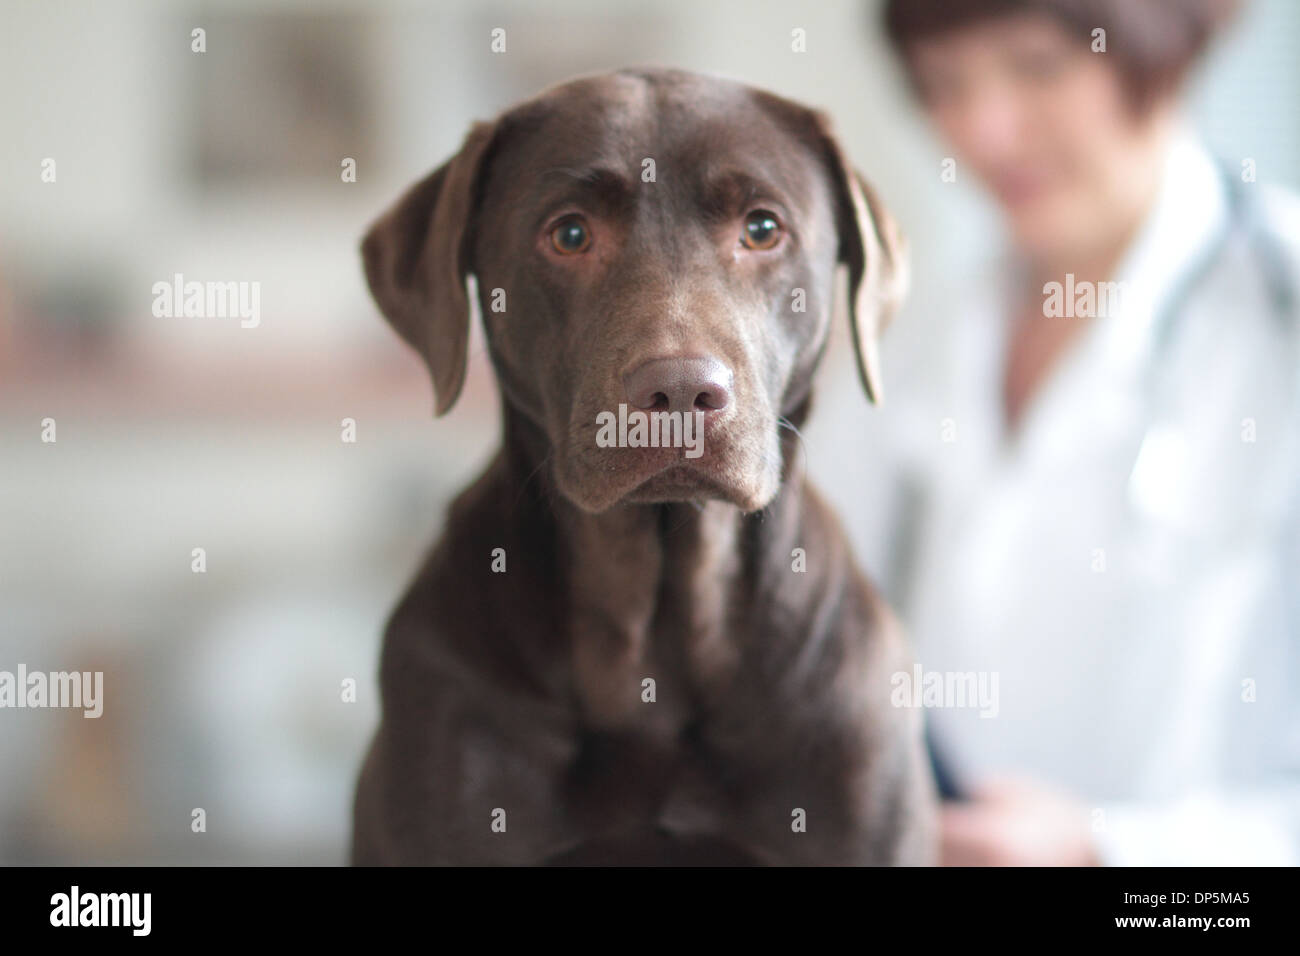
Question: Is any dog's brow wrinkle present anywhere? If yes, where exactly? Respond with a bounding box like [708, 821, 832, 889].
[699, 168, 788, 220]
[542, 166, 627, 187]
[538, 166, 635, 211]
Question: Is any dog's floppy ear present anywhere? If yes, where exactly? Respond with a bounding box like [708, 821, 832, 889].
[813, 113, 909, 405]
[361, 121, 498, 416]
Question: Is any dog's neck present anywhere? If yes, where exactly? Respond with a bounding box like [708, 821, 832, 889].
[499, 402, 809, 728]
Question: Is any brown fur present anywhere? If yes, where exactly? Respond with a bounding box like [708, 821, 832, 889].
[352, 68, 935, 865]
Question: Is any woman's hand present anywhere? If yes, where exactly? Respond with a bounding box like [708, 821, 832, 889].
[940, 776, 1101, 866]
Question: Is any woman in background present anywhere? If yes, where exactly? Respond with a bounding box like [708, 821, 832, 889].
[871, 0, 1300, 864]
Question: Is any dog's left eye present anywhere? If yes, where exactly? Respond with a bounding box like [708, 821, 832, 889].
[550, 217, 592, 255]
[741, 210, 782, 250]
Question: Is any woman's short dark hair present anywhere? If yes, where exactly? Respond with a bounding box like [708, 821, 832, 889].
[880, 0, 1241, 109]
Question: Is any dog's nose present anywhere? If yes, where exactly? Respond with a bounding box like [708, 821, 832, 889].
[623, 356, 733, 415]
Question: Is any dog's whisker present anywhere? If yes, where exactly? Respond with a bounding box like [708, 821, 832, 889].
[512, 450, 553, 512]
[777, 416, 811, 481]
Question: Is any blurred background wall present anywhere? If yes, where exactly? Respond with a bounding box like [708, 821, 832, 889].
[1, 0, 1297, 863]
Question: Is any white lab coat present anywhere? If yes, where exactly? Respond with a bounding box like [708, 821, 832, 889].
[815, 132, 1300, 865]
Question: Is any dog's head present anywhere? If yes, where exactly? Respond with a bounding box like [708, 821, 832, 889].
[363, 68, 906, 514]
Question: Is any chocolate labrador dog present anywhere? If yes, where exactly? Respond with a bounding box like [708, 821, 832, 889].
[352, 67, 935, 865]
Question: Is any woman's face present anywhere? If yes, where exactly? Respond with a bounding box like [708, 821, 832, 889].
[908, 13, 1173, 260]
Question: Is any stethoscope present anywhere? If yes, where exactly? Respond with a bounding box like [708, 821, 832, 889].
[1126, 158, 1300, 526]
[928, 157, 1300, 802]
[1148, 158, 1297, 357]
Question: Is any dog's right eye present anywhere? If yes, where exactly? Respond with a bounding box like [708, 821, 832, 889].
[741, 210, 782, 251]
[550, 217, 592, 255]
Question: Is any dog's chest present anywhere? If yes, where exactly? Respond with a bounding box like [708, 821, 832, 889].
[560, 611, 749, 833]
[558, 501, 751, 830]
[566, 501, 743, 727]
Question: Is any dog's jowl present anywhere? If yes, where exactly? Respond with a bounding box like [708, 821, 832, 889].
[352, 68, 936, 865]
